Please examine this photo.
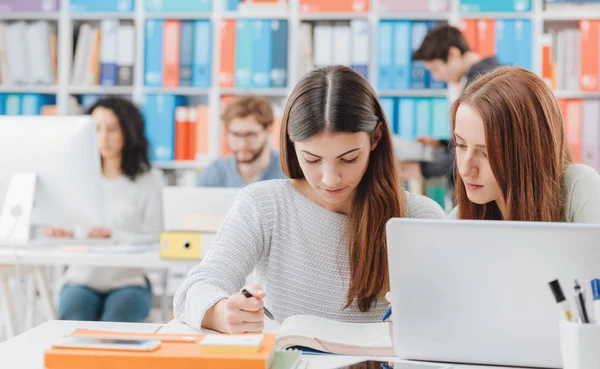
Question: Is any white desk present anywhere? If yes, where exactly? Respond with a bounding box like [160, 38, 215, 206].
[0, 321, 522, 369]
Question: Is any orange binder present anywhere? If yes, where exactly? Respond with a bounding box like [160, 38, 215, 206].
[460, 20, 479, 54]
[87, 28, 101, 85]
[187, 106, 197, 160]
[580, 20, 600, 91]
[44, 329, 276, 369]
[477, 19, 495, 59]
[175, 106, 189, 161]
[219, 20, 236, 88]
[564, 99, 583, 162]
[541, 34, 555, 89]
[196, 105, 210, 156]
[163, 20, 181, 87]
[299, 0, 369, 12]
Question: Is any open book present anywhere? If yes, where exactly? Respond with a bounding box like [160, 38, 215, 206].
[160, 315, 395, 356]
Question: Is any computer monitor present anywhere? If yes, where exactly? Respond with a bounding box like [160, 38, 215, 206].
[0, 116, 104, 243]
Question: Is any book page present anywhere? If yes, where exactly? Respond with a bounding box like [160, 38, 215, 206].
[277, 315, 392, 350]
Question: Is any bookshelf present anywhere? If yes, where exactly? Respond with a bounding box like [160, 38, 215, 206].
[0, 0, 597, 176]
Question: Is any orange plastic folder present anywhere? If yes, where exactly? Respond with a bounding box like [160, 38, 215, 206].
[44, 329, 276, 369]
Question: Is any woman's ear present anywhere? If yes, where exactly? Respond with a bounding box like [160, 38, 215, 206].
[371, 123, 383, 151]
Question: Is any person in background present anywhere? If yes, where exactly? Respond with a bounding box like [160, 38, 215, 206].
[196, 96, 286, 187]
[43, 97, 163, 322]
[399, 24, 501, 187]
[451, 66, 600, 222]
[174, 66, 445, 334]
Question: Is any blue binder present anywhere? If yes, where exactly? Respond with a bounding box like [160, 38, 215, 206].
[144, 0, 211, 12]
[144, 19, 164, 87]
[235, 19, 254, 88]
[411, 22, 428, 89]
[460, 0, 531, 12]
[378, 21, 394, 90]
[192, 20, 212, 88]
[70, 0, 134, 12]
[513, 20, 532, 70]
[21, 94, 55, 115]
[380, 97, 396, 134]
[397, 98, 416, 140]
[179, 20, 194, 87]
[393, 21, 412, 90]
[415, 98, 431, 137]
[253, 20, 273, 88]
[270, 20, 288, 88]
[430, 98, 450, 140]
[495, 19, 515, 66]
[143, 94, 188, 161]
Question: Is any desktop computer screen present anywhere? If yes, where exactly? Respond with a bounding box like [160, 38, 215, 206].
[0, 116, 104, 242]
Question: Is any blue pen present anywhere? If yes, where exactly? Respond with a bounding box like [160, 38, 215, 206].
[382, 306, 392, 322]
[591, 280, 600, 325]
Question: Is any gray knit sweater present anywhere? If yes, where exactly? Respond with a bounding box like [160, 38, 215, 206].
[174, 179, 446, 330]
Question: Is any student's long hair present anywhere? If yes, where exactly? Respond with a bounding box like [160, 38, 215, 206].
[87, 97, 151, 181]
[451, 66, 572, 221]
[280, 66, 405, 312]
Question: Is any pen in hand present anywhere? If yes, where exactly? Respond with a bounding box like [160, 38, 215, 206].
[241, 288, 275, 321]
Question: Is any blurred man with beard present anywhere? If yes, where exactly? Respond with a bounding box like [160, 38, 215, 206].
[196, 96, 286, 187]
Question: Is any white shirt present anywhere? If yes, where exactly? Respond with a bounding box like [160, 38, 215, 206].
[63, 170, 163, 292]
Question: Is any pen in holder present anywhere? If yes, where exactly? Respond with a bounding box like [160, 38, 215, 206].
[559, 321, 600, 369]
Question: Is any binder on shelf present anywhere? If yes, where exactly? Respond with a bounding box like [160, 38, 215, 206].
[196, 104, 210, 157]
[69, 0, 134, 12]
[378, 21, 394, 90]
[82, 27, 101, 86]
[333, 22, 351, 68]
[477, 19, 496, 60]
[415, 98, 431, 138]
[179, 20, 194, 87]
[411, 22, 428, 90]
[192, 20, 211, 88]
[144, 19, 163, 87]
[495, 20, 515, 67]
[225, 0, 241, 11]
[430, 98, 450, 140]
[235, 19, 254, 88]
[582, 100, 600, 169]
[163, 20, 182, 88]
[99, 20, 119, 86]
[460, 20, 479, 55]
[144, 0, 211, 12]
[270, 19, 288, 88]
[397, 98, 416, 140]
[299, 23, 314, 78]
[393, 21, 411, 90]
[350, 20, 369, 79]
[579, 20, 599, 91]
[25, 21, 53, 85]
[0, 0, 58, 11]
[117, 24, 135, 86]
[299, 0, 369, 12]
[460, 0, 530, 12]
[5, 21, 27, 85]
[313, 22, 333, 68]
[252, 19, 273, 89]
[4, 94, 21, 116]
[187, 106, 198, 160]
[513, 20, 532, 71]
[175, 106, 188, 161]
[380, 97, 396, 134]
[143, 94, 187, 162]
[219, 20, 236, 88]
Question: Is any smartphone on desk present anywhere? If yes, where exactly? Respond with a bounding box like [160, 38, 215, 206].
[53, 336, 161, 351]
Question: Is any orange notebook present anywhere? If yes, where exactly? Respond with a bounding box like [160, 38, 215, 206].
[580, 20, 600, 91]
[163, 20, 181, 87]
[175, 106, 189, 161]
[44, 329, 276, 369]
[196, 105, 210, 156]
[477, 19, 495, 59]
[460, 20, 479, 54]
[219, 20, 236, 88]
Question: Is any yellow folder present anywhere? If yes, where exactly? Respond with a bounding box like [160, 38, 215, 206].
[159, 231, 202, 260]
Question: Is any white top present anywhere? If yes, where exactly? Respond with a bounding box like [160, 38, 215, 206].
[63, 170, 163, 292]
[174, 179, 446, 330]
[448, 164, 600, 222]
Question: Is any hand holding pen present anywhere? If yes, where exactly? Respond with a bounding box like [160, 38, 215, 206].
[219, 284, 275, 334]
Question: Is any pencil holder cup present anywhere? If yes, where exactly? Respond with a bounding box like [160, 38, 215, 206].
[560, 321, 600, 369]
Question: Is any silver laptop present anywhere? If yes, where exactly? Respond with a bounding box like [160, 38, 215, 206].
[386, 218, 600, 369]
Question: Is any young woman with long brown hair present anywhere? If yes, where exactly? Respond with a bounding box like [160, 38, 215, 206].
[450, 66, 600, 222]
[174, 66, 445, 333]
